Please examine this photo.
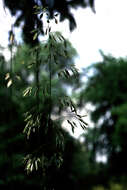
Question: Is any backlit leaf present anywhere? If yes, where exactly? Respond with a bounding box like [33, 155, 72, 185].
[5, 73, 10, 80]
[7, 79, 12, 88]
[33, 32, 38, 40]
[16, 75, 21, 80]
[9, 33, 14, 43]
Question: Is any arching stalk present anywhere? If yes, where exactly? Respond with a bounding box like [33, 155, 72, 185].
[49, 50, 52, 120]
[8, 25, 15, 98]
[10, 44, 13, 97]
[35, 46, 40, 113]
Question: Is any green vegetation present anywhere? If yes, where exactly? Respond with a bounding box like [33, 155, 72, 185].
[0, 34, 87, 189]
[1, 1, 127, 190]
[79, 53, 127, 189]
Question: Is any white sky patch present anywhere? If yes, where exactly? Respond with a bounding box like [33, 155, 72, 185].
[96, 153, 107, 163]
[69, 0, 127, 67]
[0, 1, 13, 47]
[0, 1, 22, 60]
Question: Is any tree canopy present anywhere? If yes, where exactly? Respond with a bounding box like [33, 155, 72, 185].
[3, 0, 95, 44]
[80, 53, 127, 177]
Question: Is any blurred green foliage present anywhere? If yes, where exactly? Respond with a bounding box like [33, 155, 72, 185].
[2, 45, 127, 190]
[1, 1, 127, 190]
[79, 52, 127, 189]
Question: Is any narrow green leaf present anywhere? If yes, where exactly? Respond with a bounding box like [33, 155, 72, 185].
[31, 29, 38, 33]
[54, 13, 58, 17]
[65, 69, 70, 77]
[72, 121, 77, 127]
[5, 73, 10, 80]
[23, 87, 32, 97]
[55, 18, 58, 24]
[15, 75, 21, 80]
[40, 13, 43, 19]
[72, 126, 74, 133]
[30, 163, 33, 171]
[79, 118, 88, 126]
[67, 120, 75, 133]
[7, 79, 12, 88]
[79, 123, 86, 130]
[45, 28, 48, 35]
[33, 32, 38, 40]
[49, 27, 51, 32]
[35, 160, 38, 170]
[63, 71, 69, 79]
[9, 33, 14, 43]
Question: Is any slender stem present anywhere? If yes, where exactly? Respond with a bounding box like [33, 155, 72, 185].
[36, 46, 40, 113]
[10, 44, 13, 97]
[49, 55, 52, 101]
[48, 44, 52, 121]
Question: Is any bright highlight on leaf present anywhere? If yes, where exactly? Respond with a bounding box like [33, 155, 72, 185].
[7, 79, 12, 88]
[5, 73, 10, 80]
[9, 33, 14, 43]
[33, 32, 38, 40]
[23, 87, 32, 97]
[16, 75, 21, 80]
